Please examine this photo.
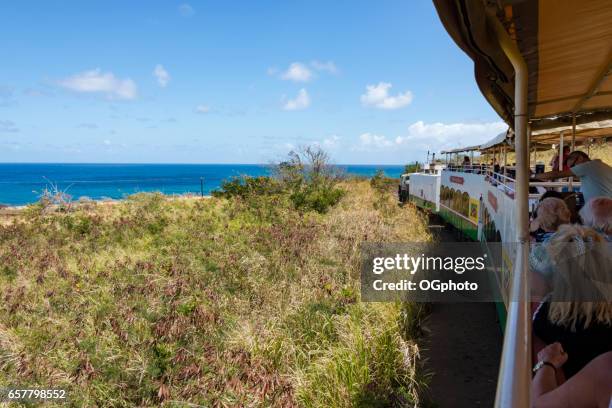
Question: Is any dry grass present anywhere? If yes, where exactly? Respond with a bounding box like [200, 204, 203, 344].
[0, 180, 431, 407]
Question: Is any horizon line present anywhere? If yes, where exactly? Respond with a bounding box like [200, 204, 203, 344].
[0, 161, 409, 166]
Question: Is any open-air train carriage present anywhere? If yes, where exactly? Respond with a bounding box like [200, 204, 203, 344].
[410, 1, 612, 406]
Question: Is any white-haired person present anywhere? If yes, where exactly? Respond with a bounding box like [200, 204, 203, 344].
[579, 196, 612, 241]
[530, 225, 612, 407]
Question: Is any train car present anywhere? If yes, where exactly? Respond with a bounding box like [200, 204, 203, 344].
[429, 1, 612, 405]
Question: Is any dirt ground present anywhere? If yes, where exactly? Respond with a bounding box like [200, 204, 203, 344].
[420, 218, 503, 407]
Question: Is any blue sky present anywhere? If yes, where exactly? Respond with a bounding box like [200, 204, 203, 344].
[0, 1, 506, 164]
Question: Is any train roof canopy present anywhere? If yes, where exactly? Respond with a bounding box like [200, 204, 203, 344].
[440, 130, 512, 155]
[479, 130, 512, 151]
[530, 119, 612, 145]
[440, 145, 481, 154]
[433, 0, 612, 130]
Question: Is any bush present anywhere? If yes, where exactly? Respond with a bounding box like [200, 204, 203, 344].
[370, 170, 396, 194]
[290, 184, 346, 214]
[404, 162, 420, 174]
[214, 146, 346, 214]
[35, 179, 74, 213]
[279, 146, 346, 214]
[212, 176, 283, 199]
[369, 170, 399, 215]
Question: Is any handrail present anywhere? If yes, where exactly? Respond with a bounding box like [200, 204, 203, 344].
[495, 242, 532, 407]
[486, 170, 516, 195]
[528, 181, 581, 188]
[445, 167, 582, 200]
[489, 11, 532, 408]
[444, 164, 489, 174]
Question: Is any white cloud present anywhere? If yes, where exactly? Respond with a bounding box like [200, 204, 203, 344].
[178, 3, 195, 17]
[153, 64, 170, 87]
[360, 82, 413, 110]
[311, 60, 338, 74]
[58, 69, 137, 100]
[271, 61, 337, 81]
[195, 105, 210, 114]
[281, 62, 312, 82]
[352, 120, 506, 154]
[394, 120, 507, 151]
[103, 139, 111, 146]
[358, 133, 394, 148]
[309, 134, 340, 150]
[283, 88, 310, 110]
[322, 134, 340, 148]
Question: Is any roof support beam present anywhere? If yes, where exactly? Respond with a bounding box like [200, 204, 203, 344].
[571, 52, 612, 114]
[559, 131, 565, 171]
[571, 113, 576, 150]
[533, 90, 612, 107]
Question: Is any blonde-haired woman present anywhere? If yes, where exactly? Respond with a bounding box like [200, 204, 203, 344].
[529, 197, 573, 298]
[531, 225, 612, 407]
[530, 197, 572, 243]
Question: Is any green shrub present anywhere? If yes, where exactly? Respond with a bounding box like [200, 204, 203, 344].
[214, 146, 346, 214]
[212, 176, 283, 199]
[290, 184, 345, 214]
[404, 162, 420, 174]
[370, 170, 397, 194]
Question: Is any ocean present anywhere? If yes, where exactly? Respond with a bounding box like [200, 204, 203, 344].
[0, 163, 405, 206]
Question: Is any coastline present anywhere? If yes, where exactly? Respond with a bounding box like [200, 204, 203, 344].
[0, 163, 405, 208]
[0, 192, 213, 214]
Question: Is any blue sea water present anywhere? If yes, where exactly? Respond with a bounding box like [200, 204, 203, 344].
[0, 163, 404, 206]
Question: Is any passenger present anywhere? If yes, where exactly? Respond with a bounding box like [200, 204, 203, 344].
[536, 151, 612, 203]
[538, 190, 564, 201]
[529, 198, 573, 299]
[550, 145, 570, 172]
[462, 155, 471, 172]
[529, 197, 571, 243]
[531, 343, 612, 408]
[532, 225, 612, 380]
[579, 196, 612, 240]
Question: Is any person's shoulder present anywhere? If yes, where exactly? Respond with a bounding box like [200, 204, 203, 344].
[571, 159, 603, 175]
[596, 159, 612, 169]
[591, 159, 612, 174]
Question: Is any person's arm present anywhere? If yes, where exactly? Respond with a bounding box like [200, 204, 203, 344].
[533, 351, 612, 408]
[532, 342, 568, 400]
[532, 333, 547, 371]
[534, 169, 575, 181]
[533, 364, 558, 398]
